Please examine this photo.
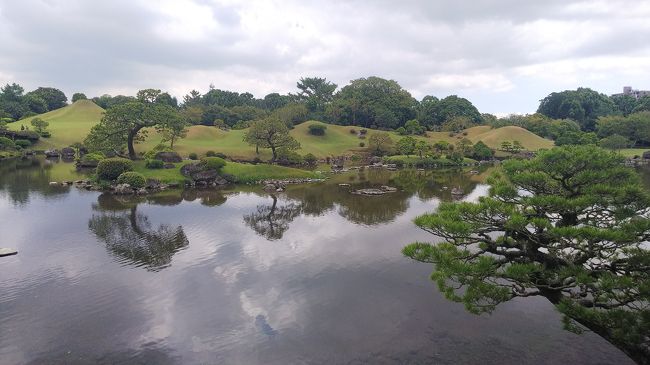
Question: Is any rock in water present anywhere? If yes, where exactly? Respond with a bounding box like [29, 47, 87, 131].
[0, 248, 18, 257]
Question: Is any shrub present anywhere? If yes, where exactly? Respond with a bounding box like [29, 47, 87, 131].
[188, 152, 198, 160]
[232, 120, 251, 130]
[359, 129, 367, 135]
[0, 137, 15, 150]
[349, 128, 357, 134]
[276, 148, 303, 166]
[214, 152, 227, 159]
[116, 171, 146, 189]
[143, 144, 172, 160]
[303, 153, 318, 166]
[359, 142, 365, 147]
[96, 158, 133, 180]
[396, 127, 407, 135]
[200, 157, 226, 171]
[40, 131, 51, 138]
[145, 159, 165, 169]
[206, 150, 216, 157]
[308, 124, 327, 136]
[14, 139, 31, 148]
[79, 153, 105, 167]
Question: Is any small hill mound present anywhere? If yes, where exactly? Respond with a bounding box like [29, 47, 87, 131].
[470, 126, 554, 151]
[12, 100, 104, 149]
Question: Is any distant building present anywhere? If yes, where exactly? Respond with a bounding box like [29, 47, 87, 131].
[612, 86, 650, 99]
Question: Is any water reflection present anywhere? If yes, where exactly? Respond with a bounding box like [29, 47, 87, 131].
[89, 193, 189, 271]
[243, 194, 302, 240]
[0, 157, 77, 205]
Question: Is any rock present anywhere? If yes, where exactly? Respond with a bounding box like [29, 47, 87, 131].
[163, 163, 175, 169]
[49, 181, 60, 186]
[643, 151, 650, 160]
[155, 151, 182, 163]
[192, 169, 220, 182]
[263, 183, 277, 192]
[380, 186, 397, 192]
[44, 149, 60, 158]
[352, 186, 397, 196]
[469, 170, 479, 174]
[0, 248, 18, 257]
[61, 147, 75, 157]
[338, 183, 350, 187]
[146, 179, 162, 189]
[451, 187, 464, 196]
[114, 183, 133, 195]
[136, 188, 148, 195]
[276, 187, 284, 192]
[167, 182, 180, 188]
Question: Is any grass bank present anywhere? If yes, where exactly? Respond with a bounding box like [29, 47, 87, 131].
[132, 160, 319, 184]
[383, 155, 477, 167]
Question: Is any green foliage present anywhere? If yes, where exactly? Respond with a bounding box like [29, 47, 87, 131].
[297, 77, 337, 118]
[276, 148, 304, 166]
[200, 157, 226, 171]
[419, 95, 483, 130]
[71, 93, 87, 102]
[307, 123, 327, 136]
[205, 150, 217, 157]
[404, 145, 650, 363]
[145, 159, 165, 169]
[30, 117, 49, 134]
[367, 131, 393, 156]
[188, 152, 198, 160]
[243, 118, 300, 161]
[84, 95, 181, 159]
[396, 136, 416, 156]
[596, 111, 650, 147]
[471, 141, 493, 160]
[96, 157, 134, 180]
[0, 136, 15, 150]
[599, 134, 631, 151]
[81, 153, 105, 165]
[143, 143, 172, 160]
[303, 153, 318, 166]
[116, 171, 146, 189]
[26, 87, 67, 111]
[14, 139, 31, 148]
[537, 88, 615, 131]
[326, 76, 416, 129]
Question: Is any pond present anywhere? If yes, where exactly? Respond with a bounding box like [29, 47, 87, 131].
[0, 157, 634, 364]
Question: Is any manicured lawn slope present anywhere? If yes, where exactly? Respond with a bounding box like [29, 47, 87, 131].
[10, 100, 105, 149]
[12, 103, 553, 158]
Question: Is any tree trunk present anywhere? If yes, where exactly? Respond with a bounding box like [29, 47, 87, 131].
[271, 146, 277, 162]
[127, 125, 144, 160]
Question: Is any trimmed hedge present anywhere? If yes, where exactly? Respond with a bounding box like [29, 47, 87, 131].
[116, 172, 146, 189]
[15, 139, 31, 148]
[96, 157, 133, 180]
[0, 137, 15, 150]
[145, 159, 165, 169]
[200, 157, 226, 171]
[188, 152, 198, 160]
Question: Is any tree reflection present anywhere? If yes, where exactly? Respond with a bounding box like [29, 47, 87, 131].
[243, 195, 302, 240]
[89, 194, 189, 271]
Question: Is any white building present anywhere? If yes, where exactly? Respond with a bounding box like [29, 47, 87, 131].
[613, 86, 650, 99]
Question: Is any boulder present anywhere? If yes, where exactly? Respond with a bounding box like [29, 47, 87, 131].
[61, 147, 75, 157]
[155, 151, 182, 163]
[44, 150, 60, 158]
[643, 151, 650, 160]
[263, 183, 277, 192]
[163, 163, 175, 169]
[114, 183, 134, 195]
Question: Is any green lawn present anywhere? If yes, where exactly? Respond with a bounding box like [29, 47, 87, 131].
[12, 101, 554, 159]
[132, 160, 318, 184]
[9, 100, 105, 149]
[618, 148, 649, 157]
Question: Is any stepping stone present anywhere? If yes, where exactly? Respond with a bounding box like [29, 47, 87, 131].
[0, 248, 18, 257]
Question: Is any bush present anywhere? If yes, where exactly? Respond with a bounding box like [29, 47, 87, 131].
[396, 127, 407, 135]
[276, 148, 303, 166]
[145, 159, 165, 169]
[200, 157, 226, 171]
[349, 128, 357, 134]
[359, 129, 367, 135]
[0, 137, 15, 150]
[14, 139, 31, 148]
[214, 152, 227, 159]
[116, 172, 146, 189]
[40, 131, 51, 138]
[308, 124, 327, 136]
[143, 144, 172, 160]
[188, 152, 198, 160]
[79, 153, 105, 167]
[359, 142, 365, 147]
[303, 153, 318, 166]
[96, 158, 133, 180]
[206, 150, 216, 157]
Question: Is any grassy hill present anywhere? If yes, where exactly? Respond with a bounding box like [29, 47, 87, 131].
[14, 104, 553, 158]
[9, 100, 104, 149]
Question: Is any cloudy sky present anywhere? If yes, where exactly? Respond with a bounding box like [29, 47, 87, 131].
[0, 0, 649, 114]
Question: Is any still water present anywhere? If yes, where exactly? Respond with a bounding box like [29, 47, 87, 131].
[0, 157, 634, 364]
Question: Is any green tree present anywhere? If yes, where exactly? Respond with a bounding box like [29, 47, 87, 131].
[537, 88, 615, 131]
[632, 96, 650, 113]
[243, 118, 300, 161]
[396, 136, 416, 156]
[85, 98, 181, 159]
[471, 141, 493, 160]
[72, 93, 87, 102]
[26, 87, 67, 111]
[414, 140, 430, 158]
[403, 145, 650, 364]
[367, 131, 393, 156]
[30, 118, 49, 134]
[500, 141, 512, 152]
[511, 140, 523, 153]
[455, 138, 474, 156]
[272, 103, 309, 127]
[297, 77, 337, 117]
[599, 134, 630, 151]
[427, 95, 483, 128]
[160, 117, 188, 149]
[326, 76, 416, 129]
